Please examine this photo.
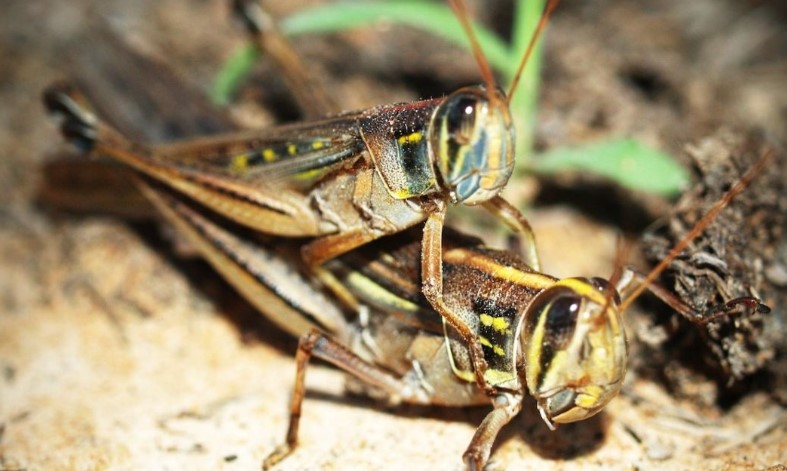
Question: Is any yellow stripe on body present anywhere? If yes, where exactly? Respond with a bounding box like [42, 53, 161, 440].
[553, 278, 607, 306]
[447, 339, 514, 385]
[345, 272, 421, 314]
[526, 305, 548, 384]
[479, 335, 505, 357]
[292, 168, 327, 181]
[479, 313, 511, 334]
[454, 368, 476, 383]
[230, 154, 248, 172]
[483, 368, 515, 385]
[262, 148, 276, 162]
[443, 249, 556, 290]
[396, 131, 422, 146]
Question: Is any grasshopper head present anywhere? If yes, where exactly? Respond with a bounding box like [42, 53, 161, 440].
[429, 86, 514, 205]
[520, 277, 627, 428]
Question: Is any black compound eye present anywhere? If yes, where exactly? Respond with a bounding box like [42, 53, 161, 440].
[544, 294, 582, 350]
[524, 288, 579, 340]
[445, 95, 478, 145]
[523, 288, 585, 398]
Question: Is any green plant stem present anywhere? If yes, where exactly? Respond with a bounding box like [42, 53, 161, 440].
[209, 1, 689, 197]
[211, 45, 259, 105]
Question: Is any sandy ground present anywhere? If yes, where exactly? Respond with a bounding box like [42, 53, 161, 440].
[1, 1, 785, 470]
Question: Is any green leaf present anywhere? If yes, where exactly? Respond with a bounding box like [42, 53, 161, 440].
[507, 0, 546, 161]
[210, 45, 260, 105]
[280, 1, 512, 74]
[211, 1, 515, 105]
[532, 139, 690, 196]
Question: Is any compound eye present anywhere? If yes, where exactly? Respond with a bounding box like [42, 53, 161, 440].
[523, 280, 628, 426]
[444, 95, 479, 145]
[430, 90, 486, 202]
[541, 292, 582, 350]
[430, 86, 513, 205]
[522, 287, 584, 400]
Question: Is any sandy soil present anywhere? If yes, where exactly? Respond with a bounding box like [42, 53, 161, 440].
[1, 1, 785, 470]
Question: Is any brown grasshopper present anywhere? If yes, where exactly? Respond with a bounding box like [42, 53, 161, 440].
[130, 161, 769, 470]
[43, 0, 560, 392]
[41, 8, 771, 468]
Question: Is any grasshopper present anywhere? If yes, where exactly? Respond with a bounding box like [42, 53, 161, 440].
[122, 161, 769, 470]
[41, 2, 771, 469]
[42, 0, 560, 392]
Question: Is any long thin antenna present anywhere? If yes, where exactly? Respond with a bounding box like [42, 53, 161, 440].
[448, 0, 497, 97]
[601, 233, 629, 317]
[618, 150, 773, 314]
[506, 0, 559, 104]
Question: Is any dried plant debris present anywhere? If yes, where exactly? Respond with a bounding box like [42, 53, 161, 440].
[643, 130, 786, 384]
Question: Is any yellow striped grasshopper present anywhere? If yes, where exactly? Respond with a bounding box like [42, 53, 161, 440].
[117, 163, 769, 470]
[42, 0, 561, 393]
[41, 13, 771, 469]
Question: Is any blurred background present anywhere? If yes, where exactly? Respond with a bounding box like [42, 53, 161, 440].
[1, 0, 785, 469]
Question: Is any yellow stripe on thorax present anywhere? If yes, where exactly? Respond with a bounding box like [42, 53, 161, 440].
[396, 131, 423, 146]
[479, 335, 506, 357]
[443, 249, 556, 290]
[479, 313, 511, 334]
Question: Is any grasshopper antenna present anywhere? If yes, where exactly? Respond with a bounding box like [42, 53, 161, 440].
[617, 149, 774, 314]
[601, 233, 629, 316]
[448, 0, 498, 101]
[506, 0, 559, 105]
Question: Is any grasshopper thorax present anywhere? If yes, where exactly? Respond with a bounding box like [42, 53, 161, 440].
[428, 86, 514, 205]
[521, 277, 627, 429]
